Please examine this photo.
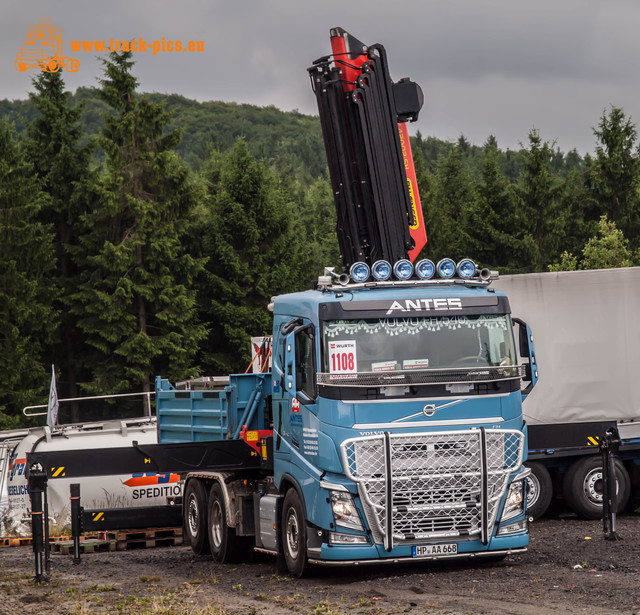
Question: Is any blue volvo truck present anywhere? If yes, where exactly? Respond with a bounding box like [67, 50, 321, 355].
[25, 27, 537, 577]
[156, 26, 537, 576]
[156, 258, 537, 576]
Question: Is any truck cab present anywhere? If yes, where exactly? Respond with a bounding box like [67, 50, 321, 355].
[269, 260, 535, 574]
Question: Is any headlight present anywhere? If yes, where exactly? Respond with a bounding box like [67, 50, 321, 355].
[501, 480, 525, 522]
[330, 491, 363, 530]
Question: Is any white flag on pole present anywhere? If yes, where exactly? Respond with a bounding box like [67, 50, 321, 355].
[47, 364, 59, 428]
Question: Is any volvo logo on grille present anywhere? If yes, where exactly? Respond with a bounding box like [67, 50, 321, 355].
[422, 404, 436, 417]
[391, 399, 467, 425]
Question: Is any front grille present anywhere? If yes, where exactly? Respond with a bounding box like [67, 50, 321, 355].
[340, 429, 524, 548]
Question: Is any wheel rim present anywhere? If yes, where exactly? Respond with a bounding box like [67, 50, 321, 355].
[210, 500, 223, 549]
[583, 467, 620, 506]
[285, 507, 300, 559]
[188, 494, 199, 536]
[584, 468, 604, 505]
[527, 474, 540, 508]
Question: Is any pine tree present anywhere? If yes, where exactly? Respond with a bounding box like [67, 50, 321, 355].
[465, 141, 531, 272]
[300, 176, 340, 277]
[515, 130, 565, 271]
[423, 145, 474, 262]
[0, 121, 57, 423]
[70, 51, 206, 395]
[24, 70, 94, 413]
[587, 107, 640, 250]
[195, 138, 306, 374]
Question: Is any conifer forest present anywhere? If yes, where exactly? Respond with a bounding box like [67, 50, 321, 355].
[2, 51, 639, 426]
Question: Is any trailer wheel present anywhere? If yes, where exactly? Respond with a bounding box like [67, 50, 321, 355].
[525, 462, 553, 520]
[282, 489, 309, 578]
[563, 456, 630, 520]
[184, 480, 210, 555]
[207, 482, 241, 563]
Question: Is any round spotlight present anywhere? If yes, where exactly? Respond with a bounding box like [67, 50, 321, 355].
[393, 259, 414, 280]
[371, 260, 392, 281]
[457, 259, 477, 279]
[349, 261, 370, 283]
[437, 258, 456, 279]
[415, 259, 435, 280]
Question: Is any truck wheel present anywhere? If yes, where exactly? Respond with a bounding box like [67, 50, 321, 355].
[525, 462, 553, 520]
[563, 456, 630, 520]
[207, 482, 240, 563]
[184, 480, 210, 555]
[282, 488, 309, 578]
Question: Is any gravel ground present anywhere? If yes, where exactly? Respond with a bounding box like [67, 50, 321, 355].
[0, 515, 639, 615]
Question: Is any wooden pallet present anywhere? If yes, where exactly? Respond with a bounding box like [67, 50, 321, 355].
[0, 535, 75, 547]
[0, 537, 33, 547]
[105, 527, 183, 551]
[0, 528, 182, 551]
[50, 539, 117, 554]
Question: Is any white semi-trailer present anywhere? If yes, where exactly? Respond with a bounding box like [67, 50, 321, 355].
[494, 267, 640, 519]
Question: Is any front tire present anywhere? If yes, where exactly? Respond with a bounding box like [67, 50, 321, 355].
[525, 462, 553, 520]
[184, 480, 210, 555]
[282, 488, 309, 578]
[563, 456, 630, 519]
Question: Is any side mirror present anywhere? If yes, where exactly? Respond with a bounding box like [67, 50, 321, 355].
[512, 317, 538, 398]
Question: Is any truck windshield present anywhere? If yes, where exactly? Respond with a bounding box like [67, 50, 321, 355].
[322, 315, 516, 376]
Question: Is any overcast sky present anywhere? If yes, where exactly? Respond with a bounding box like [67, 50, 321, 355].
[3, 0, 640, 154]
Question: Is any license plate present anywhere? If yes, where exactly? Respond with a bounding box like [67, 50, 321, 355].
[412, 543, 458, 557]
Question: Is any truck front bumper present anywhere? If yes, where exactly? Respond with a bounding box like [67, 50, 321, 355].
[307, 531, 529, 565]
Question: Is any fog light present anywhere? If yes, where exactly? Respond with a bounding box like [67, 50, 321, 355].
[497, 518, 528, 535]
[329, 532, 369, 545]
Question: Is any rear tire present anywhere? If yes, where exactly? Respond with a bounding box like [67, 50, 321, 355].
[563, 456, 630, 519]
[184, 480, 210, 555]
[525, 462, 553, 520]
[208, 482, 245, 563]
[282, 488, 309, 578]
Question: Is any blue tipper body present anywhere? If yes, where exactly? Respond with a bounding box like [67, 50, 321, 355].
[156, 373, 270, 443]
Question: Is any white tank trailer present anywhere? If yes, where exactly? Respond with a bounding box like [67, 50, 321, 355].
[1, 396, 179, 536]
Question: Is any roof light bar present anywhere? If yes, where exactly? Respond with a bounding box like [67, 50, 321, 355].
[326, 257, 494, 287]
